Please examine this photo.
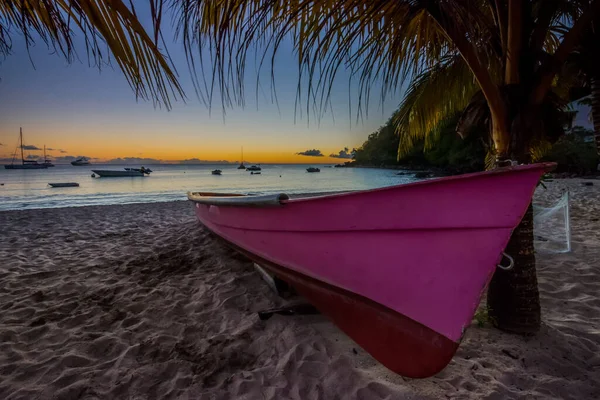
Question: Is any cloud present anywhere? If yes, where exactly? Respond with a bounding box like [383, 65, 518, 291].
[26, 154, 40, 160]
[107, 157, 163, 164]
[0, 143, 3, 146]
[329, 147, 355, 159]
[21, 145, 41, 150]
[48, 155, 95, 163]
[60, 150, 67, 154]
[46, 148, 67, 152]
[52, 155, 82, 162]
[180, 158, 232, 164]
[296, 149, 324, 157]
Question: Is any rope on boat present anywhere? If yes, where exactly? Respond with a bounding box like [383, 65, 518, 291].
[496, 252, 514, 270]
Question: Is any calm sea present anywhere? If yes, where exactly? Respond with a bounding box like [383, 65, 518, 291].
[0, 164, 416, 211]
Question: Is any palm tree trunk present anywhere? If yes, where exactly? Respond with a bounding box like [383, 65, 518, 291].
[486, 113, 541, 334]
[591, 77, 600, 161]
[487, 204, 541, 334]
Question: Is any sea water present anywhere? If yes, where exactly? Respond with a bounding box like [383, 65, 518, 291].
[0, 164, 416, 211]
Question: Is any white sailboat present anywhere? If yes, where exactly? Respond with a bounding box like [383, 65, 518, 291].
[237, 147, 246, 169]
[4, 128, 48, 170]
[43, 145, 55, 167]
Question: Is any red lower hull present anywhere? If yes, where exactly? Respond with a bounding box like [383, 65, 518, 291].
[225, 240, 458, 378]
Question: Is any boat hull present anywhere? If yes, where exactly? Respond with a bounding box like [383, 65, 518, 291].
[188, 163, 553, 378]
[4, 164, 48, 169]
[92, 170, 146, 177]
[48, 182, 79, 187]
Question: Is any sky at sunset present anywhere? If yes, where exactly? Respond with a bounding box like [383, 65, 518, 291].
[0, 6, 401, 164]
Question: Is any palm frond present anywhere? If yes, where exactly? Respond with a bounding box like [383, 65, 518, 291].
[172, 0, 497, 117]
[0, 0, 183, 109]
[394, 54, 480, 159]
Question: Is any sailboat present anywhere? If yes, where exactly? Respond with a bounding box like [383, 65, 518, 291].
[237, 147, 246, 169]
[4, 128, 48, 170]
[43, 145, 55, 167]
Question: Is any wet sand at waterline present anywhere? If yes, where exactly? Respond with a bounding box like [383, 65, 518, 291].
[0, 179, 598, 399]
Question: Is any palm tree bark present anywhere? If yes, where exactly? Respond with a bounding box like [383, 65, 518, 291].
[487, 204, 541, 334]
[487, 114, 540, 334]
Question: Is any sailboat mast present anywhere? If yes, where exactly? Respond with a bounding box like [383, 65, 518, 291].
[20, 127, 24, 165]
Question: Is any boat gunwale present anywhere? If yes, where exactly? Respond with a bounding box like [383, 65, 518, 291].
[187, 163, 555, 207]
[188, 192, 290, 207]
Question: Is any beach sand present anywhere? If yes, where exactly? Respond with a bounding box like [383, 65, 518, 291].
[0, 179, 599, 399]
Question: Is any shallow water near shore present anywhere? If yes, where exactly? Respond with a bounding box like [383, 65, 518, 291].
[0, 164, 413, 211]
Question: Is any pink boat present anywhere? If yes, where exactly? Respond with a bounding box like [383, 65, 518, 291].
[188, 163, 553, 378]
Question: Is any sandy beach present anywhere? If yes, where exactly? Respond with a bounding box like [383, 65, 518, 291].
[0, 179, 599, 399]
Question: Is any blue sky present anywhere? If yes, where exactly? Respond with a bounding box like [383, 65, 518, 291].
[0, 5, 401, 163]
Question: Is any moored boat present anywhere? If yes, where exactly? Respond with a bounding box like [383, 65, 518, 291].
[306, 167, 320, 173]
[4, 128, 48, 170]
[246, 165, 261, 171]
[48, 182, 79, 187]
[71, 157, 90, 166]
[91, 167, 151, 177]
[237, 147, 246, 169]
[188, 163, 554, 378]
[212, 169, 222, 175]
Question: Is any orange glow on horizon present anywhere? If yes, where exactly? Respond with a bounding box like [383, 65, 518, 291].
[0, 128, 358, 164]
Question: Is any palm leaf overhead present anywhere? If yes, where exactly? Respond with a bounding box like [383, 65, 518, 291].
[173, 0, 600, 152]
[173, 0, 489, 114]
[395, 55, 483, 158]
[0, 0, 183, 109]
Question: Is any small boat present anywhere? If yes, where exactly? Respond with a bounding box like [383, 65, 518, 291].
[124, 167, 153, 173]
[188, 163, 554, 378]
[246, 165, 262, 171]
[306, 167, 320, 173]
[251, 171, 261, 175]
[71, 157, 90, 166]
[212, 169, 222, 175]
[48, 182, 79, 188]
[4, 128, 48, 169]
[91, 167, 151, 177]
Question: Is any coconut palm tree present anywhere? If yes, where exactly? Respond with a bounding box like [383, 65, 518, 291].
[172, 0, 600, 333]
[0, 0, 183, 108]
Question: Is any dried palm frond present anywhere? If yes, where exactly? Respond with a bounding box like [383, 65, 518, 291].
[0, 0, 183, 108]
